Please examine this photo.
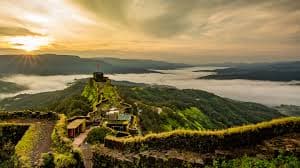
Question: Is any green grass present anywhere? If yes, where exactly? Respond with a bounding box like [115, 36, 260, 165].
[116, 85, 284, 133]
[105, 117, 300, 152]
[49, 114, 84, 168]
[0, 123, 41, 168]
[15, 123, 40, 168]
[82, 78, 122, 118]
[0, 80, 27, 94]
[209, 154, 300, 168]
[0, 79, 87, 111]
[51, 114, 72, 153]
[82, 78, 99, 108]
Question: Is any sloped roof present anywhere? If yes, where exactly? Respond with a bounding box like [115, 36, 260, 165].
[67, 119, 85, 129]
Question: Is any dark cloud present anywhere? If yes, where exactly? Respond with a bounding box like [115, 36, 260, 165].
[0, 26, 41, 36]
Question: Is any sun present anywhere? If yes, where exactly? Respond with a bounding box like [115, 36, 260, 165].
[8, 36, 51, 52]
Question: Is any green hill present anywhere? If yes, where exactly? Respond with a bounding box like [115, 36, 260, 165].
[0, 79, 90, 117]
[0, 80, 27, 94]
[0, 79, 284, 133]
[200, 61, 300, 81]
[116, 85, 284, 133]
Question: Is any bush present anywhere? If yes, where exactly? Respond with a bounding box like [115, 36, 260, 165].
[49, 96, 92, 118]
[40, 153, 55, 168]
[209, 154, 300, 168]
[53, 153, 77, 168]
[50, 115, 84, 168]
[87, 127, 115, 144]
[51, 114, 72, 153]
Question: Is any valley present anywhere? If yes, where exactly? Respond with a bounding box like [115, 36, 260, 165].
[0, 72, 299, 167]
[0, 59, 299, 168]
[1, 1, 299, 167]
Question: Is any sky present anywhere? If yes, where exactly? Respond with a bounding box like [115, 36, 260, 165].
[0, 0, 299, 63]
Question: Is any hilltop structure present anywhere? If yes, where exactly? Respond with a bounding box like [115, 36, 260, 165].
[67, 72, 138, 138]
[93, 72, 108, 82]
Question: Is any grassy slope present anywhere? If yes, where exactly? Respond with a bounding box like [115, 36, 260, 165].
[0, 79, 87, 111]
[0, 80, 27, 93]
[116, 85, 284, 133]
[0, 79, 284, 133]
[81, 79, 122, 112]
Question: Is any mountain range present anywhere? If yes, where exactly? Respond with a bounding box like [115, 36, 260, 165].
[0, 54, 188, 75]
[199, 61, 300, 81]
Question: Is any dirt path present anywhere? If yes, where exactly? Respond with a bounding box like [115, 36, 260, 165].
[31, 121, 55, 166]
[1, 119, 55, 166]
[81, 143, 93, 168]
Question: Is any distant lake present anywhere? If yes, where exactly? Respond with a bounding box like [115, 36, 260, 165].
[1, 67, 300, 106]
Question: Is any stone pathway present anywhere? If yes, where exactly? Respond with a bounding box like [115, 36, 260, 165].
[72, 127, 95, 168]
[72, 127, 93, 148]
[81, 143, 93, 168]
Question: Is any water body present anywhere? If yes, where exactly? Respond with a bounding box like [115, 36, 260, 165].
[1, 67, 300, 106]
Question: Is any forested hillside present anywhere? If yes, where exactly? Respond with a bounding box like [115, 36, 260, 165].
[0, 79, 91, 117]
[0, 80, 27, 94]
[116, 85, 284, 133]
[0, 79, 285, 134]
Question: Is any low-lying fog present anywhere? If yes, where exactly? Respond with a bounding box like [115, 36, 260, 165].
[0, 74, 90, 99]
[1, 67, 300, 106]
[108, 67, 300, 106]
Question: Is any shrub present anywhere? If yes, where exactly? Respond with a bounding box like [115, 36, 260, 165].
[51, 114, 72, 153]
[40, 153, 55, 168]
[87, 127, 115, 144]
[50, 115, 84, 168]
[209, 154, 300, 168]
[49, 96, 92, 118]
[53, 153, 77, 168]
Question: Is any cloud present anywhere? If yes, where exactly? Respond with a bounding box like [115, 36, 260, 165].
[0, 74, 90, 99]
[71, 0, 131, 26]
[108, 67, 300, 106]
[0, 26, 42, 36]
[0, 0, 299, 62]
[69, 0, 300, 41]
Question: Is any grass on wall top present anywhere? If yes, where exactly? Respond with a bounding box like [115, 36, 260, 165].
[106, 117, 300, 143]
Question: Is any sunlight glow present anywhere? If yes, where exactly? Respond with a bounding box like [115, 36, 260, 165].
[8, 36, 51, 52]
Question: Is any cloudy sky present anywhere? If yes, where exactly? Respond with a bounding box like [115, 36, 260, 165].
[0, 0, 299, 63]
